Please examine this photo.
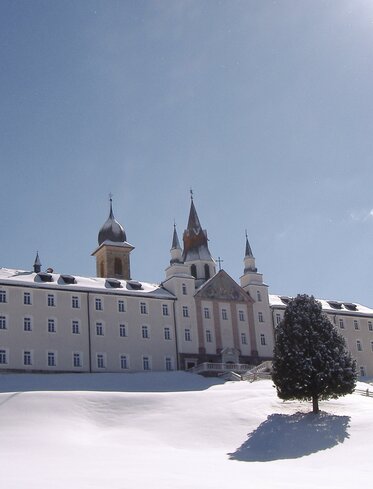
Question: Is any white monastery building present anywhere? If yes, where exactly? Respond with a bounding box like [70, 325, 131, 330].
[1, 197, 373, 376]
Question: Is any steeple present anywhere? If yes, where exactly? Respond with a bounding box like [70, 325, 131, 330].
[244, 231, 257, 273]
[182, 193, 216, 287]
[33, 251, 41, 273]
[92, 196, 134, 280]
[170, 223, 183, 265]
[240, 231, 264, 290]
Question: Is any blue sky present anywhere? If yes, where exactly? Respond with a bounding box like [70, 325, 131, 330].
[1, 0, 373, 305]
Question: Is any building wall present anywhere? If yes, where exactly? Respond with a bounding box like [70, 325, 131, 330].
[0, 280, 176, 373]
[270, 299, 373, 377]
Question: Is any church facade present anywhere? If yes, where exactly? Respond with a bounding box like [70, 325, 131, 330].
[1, 198, 373, 376]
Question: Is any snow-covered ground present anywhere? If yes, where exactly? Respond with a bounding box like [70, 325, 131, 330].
[0, 372, 371, 489]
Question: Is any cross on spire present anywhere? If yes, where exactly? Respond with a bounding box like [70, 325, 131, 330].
[190, 188, 194, 200]
[109, 192, 113, 202]
[216, 256, 224, 271]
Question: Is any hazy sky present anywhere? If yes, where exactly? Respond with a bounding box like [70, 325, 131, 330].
[1, 0, 373, 305]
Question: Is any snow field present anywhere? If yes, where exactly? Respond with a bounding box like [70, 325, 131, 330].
[0, 372, 371, 489]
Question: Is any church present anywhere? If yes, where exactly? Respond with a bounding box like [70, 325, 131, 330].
[1, 197, 373, 376]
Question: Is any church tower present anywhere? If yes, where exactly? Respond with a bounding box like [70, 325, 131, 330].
[182, 195, 216, 288]
[92, 197, 134, 280]
[240, 232, 262, 289]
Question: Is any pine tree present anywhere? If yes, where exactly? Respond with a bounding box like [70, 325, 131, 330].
[272, 294, 357, 413]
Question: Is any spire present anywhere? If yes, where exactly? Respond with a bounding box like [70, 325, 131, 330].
[186, 195, 202, 234]
[243, 231, 257, 273]
[98, 195, 126, 245]
[33, 251, 41, 273]
[245, 230, 254, 258]
[171, 222, 181, 250]
[170, 223, 183, 265]
[183, 194, 209, 260]
[182, 194, 216, 286]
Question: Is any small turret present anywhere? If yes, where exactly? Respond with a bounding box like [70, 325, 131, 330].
[33, 252, 41, 273]
[244, 231, 257, 273]
[170, 223, 183, 265]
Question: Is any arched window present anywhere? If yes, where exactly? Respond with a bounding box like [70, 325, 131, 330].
[114, 258, 123, 276]
[190, 264, 197, 278]
[204, 264, 210, 279]
[100, 262, 105, 277]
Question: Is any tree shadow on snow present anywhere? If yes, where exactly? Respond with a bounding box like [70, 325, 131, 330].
[228, 412, 350, 462]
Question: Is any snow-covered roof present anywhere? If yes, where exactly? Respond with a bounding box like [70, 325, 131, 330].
[269, 294, 373, 316]
[0, 268, 175, 299]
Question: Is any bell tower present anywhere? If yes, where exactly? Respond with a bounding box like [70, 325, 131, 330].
[92, 197, 134, 280]
[182, 193, 216, 288]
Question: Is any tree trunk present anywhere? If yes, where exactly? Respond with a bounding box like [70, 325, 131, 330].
[312, 395, 319, 414]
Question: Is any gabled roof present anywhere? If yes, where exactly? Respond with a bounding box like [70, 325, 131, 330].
[195, 269, 254, 303]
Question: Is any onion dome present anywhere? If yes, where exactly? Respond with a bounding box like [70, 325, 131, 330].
[98, 198, 126, 245]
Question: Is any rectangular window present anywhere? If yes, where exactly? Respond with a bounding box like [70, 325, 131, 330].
[182, 284, 187, 295]
[142, 325, 149, 339]
[162, 304, 169, 316]
[0, 316, 7, 330]
[118, 300, 125, 313]
[47, 294, 55, 307]
[120, 355, 128, 370]
[97, 354, 105, 369]
[119, 324, 127, 337]
[0, 349, 7, 364]
[222, 308, 228, 320]
[165, 357, 173, 371]
[357, 340, 362, 351]
[184, 328, 191, 341]
[182, 306, 189, 318]
[95, 298, 103, 311]
[72, 296, 80, 309]
[164, 327, 171, 340]
[96, 323, 104, 336]
[258, 312, 264, 323]
[24, 317, 32, 331]
[238, 310, 245, 322]
[24, 292, 32, 305]
[72, 320, 80, 334]
[241, 332, 247, 345]
[371, 341, 373, 352]
[260, 333, 266, 346]
[257, 290, 262, 302]
[140, 302, 147, 314]
[143, 356, 151, 371]
[47, 352, 56, 367]
[354, 320, 359, 330]
[23, 351, 32, 366]
[0, 290, 7, 303]
[339, 319, 344, 329]
[48, 318, 56, 333]
[206, 330, 212, 343]
[204, 307, 210, 319]
[276, 313, 281, 325]
[369, 321, 373, 332]
[73, 353, 81, 368]
[360, 366, 366, 376]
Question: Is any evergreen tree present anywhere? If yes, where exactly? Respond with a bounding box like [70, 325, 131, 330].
[272, 294, 357, 413]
